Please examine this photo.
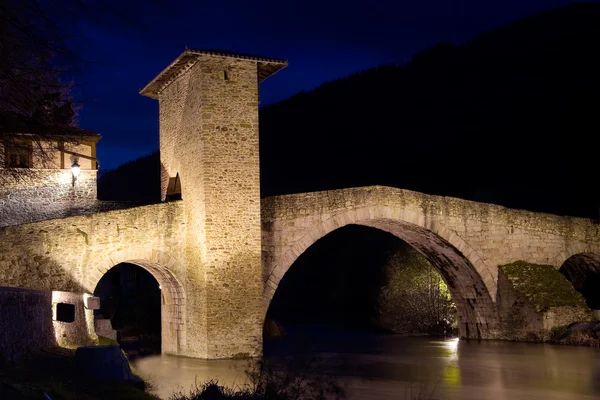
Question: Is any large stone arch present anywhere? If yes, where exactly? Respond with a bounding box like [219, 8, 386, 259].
[87, 248, 186, 355]
[263, 206, 499, 339]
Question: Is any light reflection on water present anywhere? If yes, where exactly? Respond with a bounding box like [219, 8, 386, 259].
[134, 334, 600, 400]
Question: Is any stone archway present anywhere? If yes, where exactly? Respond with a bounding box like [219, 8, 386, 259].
[263, 206, 499, 339]
[559, 253, 600, 310]
[87, 250, 186, 356]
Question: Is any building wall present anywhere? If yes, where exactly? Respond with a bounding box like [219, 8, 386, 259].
[0, 202, 188, 355]
[0, 169, 97, 226]
[157, 56, 263, 358]
[0, 287, 98, 366]
[0, 138, 98, 226]
[1, 139, 96, 170]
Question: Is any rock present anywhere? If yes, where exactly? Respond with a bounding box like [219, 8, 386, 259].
[75, 345, 143, 386]
[84, 296, 101, 310]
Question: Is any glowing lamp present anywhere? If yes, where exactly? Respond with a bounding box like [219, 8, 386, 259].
[71, 161, 81, 178]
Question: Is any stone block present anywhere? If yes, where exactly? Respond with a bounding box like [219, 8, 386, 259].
[84, 295, 100, 310]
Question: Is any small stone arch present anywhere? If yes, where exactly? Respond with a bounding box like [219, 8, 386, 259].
[264, 206, 499, 339]
[553, 243, 600, 269]
[87, 249, 186, 355]
[558, 252, 600, 310]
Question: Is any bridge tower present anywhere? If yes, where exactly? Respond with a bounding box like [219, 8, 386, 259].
[141, 49, 287, 358]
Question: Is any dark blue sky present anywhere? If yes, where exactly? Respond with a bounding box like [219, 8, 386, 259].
[72, 0, 588, 170]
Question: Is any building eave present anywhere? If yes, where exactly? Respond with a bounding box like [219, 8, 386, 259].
[140, 48, 288, 100]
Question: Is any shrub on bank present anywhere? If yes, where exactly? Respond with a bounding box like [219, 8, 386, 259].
[170, 380, 281, 400]
[171, 357, 345, 400]
[546, 322, 600, 347]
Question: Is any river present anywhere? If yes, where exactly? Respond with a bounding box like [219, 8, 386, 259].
[134, 329, 600, 399]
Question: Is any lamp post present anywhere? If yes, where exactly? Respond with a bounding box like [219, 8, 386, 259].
[71, 160, 80, 186]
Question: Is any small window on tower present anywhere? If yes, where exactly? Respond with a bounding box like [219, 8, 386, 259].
[221, 70, 229, 80]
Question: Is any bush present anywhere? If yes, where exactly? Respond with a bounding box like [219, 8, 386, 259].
[563, 331, 599, 347]
[170, 357, 345, 400]
[549, 326, 570, 342]
[169, 380, 272, 400]
[377, 244, 457, 336]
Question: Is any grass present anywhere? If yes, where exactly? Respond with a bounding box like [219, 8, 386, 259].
[98, 335, 119, 346]
[0, 346, 159, 400]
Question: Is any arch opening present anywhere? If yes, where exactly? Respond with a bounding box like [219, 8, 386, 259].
[559, 253, 600, 311]
[264, 219, 498, 344]
[93, 259, 185, 357]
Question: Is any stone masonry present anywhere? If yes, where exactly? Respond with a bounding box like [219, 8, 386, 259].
[261, 186, 600, 339]
[0, 286, 99, 365]
[0, 202, 188, 355]
[2, 50, 600, 358]
[0, 132, 100, 227]
[0, 169, 97, 227]
[141, 50, 287, 358]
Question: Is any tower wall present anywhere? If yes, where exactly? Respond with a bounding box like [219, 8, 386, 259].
[158, 56, 263, 358]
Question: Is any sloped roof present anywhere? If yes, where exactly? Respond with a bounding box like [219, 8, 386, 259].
[140, 48, 288, 99]
[0, 113, 101, 141]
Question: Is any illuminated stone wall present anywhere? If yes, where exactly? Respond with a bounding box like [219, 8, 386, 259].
[261, 186, 600, 339]
[157, 56, 263, 358]
[0, 287, 98, 365]
[0, 201, 188, 356]
[0, 169, 97, 227]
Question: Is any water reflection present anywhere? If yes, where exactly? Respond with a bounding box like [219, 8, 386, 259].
[134, 334, 600, 400]
[135, 355, 250, 398]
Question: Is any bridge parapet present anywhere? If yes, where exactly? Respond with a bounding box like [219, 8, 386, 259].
[262, 186, 600, 242]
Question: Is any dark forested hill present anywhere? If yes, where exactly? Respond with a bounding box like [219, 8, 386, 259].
[98, 151, 161, 202]
[259, 3, 600, 218]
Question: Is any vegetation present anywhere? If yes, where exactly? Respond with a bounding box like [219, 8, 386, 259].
[0, 0, 146, 183]
[500, 261, 588, 312]
[171, 358, 345, 400]
[98, 335, 119, 346]
[547, 322, 600, 347]
[377, 244, 457, 336]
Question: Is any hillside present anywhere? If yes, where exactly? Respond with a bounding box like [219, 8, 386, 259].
[259, 3, 600, 217]
[98, 151, 161, 202]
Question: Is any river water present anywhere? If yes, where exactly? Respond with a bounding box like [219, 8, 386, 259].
[134, 330, 600, 399]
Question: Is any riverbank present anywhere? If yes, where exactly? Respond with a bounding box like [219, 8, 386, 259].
[0, 346, 158, 400]
[539, 321, 600, 347]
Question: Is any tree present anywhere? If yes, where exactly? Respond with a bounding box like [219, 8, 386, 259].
[0, 0, 154, 181]
[0, 0, 78, 179]
[377, 243, 457, 336]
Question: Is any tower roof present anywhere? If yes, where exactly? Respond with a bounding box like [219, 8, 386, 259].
[140, 48, 288, 99]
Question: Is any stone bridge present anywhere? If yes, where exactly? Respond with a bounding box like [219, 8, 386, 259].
[2, 185, 599, 358]
[1, 49, 599, 359]
[261, 186, 600, 339]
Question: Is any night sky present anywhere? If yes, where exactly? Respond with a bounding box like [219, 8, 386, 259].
[72, 0, 596, 171]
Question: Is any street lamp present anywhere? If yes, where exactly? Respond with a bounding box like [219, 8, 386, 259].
[71, 160, 80, 186]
